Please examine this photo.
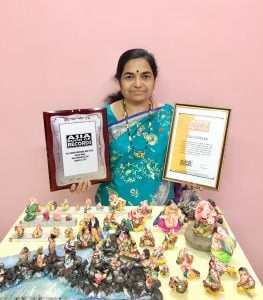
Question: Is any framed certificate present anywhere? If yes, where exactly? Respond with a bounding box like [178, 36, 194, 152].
[163, 104, 231, 190]
[43, 108, 111, 191]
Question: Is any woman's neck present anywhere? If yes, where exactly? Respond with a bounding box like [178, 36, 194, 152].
[123, 98, 153, 115]
[110, 99, 163, 121]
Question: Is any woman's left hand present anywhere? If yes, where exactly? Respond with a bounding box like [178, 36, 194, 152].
[70, 179, 92, 193]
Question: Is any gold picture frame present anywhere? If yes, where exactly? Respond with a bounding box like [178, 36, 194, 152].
[163, 104, 231, 190]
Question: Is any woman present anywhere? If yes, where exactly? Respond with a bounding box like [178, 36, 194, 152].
[72, 49, 175, 206]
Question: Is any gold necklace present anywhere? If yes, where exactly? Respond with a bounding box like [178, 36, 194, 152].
[122, 99, 153, 158]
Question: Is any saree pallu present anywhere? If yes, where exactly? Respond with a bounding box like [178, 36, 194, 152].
[96, 103, 174, 206]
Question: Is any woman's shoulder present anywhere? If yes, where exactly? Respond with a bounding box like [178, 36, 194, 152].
[155, 102, 174, 114]
[105, 103, 118, 124]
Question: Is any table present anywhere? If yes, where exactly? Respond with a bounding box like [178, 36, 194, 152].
[0, 206, 262, 299]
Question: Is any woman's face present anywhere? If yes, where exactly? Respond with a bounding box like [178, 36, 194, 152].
[120, 58, 155, 104]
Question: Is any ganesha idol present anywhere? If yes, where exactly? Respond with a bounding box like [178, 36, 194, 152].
[193, 199, 222, 238]
[109, 194, 126, 212]
[184, 199, 224, 252]
[126, 207, 147, 232]
[153, 200, 184, 233]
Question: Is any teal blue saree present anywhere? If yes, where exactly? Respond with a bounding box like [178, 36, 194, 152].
[96, 103, 174, 206]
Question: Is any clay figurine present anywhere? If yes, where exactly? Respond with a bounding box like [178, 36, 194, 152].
[116, 230, 139, 259]
[140, 227, 155, 247]
[159, 264, 170, 276]
[138, 200, 152, 217]
[0, 263, 6, 286]
[96, 202, 104, 211]
[18, 247, 30, 267]
[53, 210, 62, 221]
[193, 199, 221, 238]
[77, 226, 97, 248]
[24, 198, 40, 222]
[176, 248, 200, 279]
[84, 198, 92, 212]
[42, 210, 50, 221]
[14, 220, 25, 238]
[177, 189, 201, 222]
[151, 246, 166, 266]
[109, 194, 126, 211]
[50, 227, 60, 237]
[153, 200, 184, 233]
[32, 223, 43, 238]
[103, 212, 118, 230]
[169, 276, 188, 293]
[126, 207, 147, 232]
[237, 267, 256, 297]
[33, 246, 46, 270]
[48, 234, 57, 263]
[65, 213, 73, 221]
[162, 229, 178, 250]
[46, 200, 57, 211]
[203, 267, 224, 296]
[61, 198, 70, 211]
[211, 226, 236, 264]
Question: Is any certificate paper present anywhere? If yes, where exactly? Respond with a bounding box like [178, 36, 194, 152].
[163, 104, 231, 190]
[43, 108, 110, 191]
[60, 121, 98, 176]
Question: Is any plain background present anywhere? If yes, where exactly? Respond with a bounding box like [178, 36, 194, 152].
[0, 0, 262, 283]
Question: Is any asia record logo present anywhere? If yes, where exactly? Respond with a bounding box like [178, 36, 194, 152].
[66, 133, 92, 148]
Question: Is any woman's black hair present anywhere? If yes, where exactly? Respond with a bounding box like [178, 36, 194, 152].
[106, 48, 158, 104]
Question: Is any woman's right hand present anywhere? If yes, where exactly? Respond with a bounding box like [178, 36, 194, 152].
[70, 179, 92, 193]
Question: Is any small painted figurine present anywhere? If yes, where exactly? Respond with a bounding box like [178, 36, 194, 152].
[162, 229, 178, 250]
[140, 248, 152, 270]
[176, 248, 200, 279]
[53, 210, 62, 221]
[103, 212, 118, 230]
[18, 247, 30, 267]
[211, 226, 236, 264]
[84, 198, 92, 212]
[169, 276, 188, 293]
[64, 227, 74, 239]
[34, 246, 46, 269]
[77, 226, 97, 248]
[93, 269, 107, 287]
[203, 258, 224, 296]
[0, 263, 6, 286]
[32, 223, 43, 238]
[64, 233, 76, 255]
[23, 198, 40, 222]
[50, 227, 60, 237]
[61, 198, 70, 211]
[42, 210, 50, 221]
[151, 246, 166, 266]
[138, 200, 152, 217]
[48, 234, 57, 263]
[154, 200, 184, 233]
[65, 213, 72, 221]
[117, 230, 139, 259]
[159, 264, 170, 276]
[209, 255, 237, 278]
[14, 220, 25, 238]
[139, 227, 155, 247]
[193, 199, 220, 238]
[177, 189, 200, 222]
[145, 263, 160, 290]
[127, 207, 147, 232]
[46, 200, 57, 211]
[109, 194, 126, 211]
[237, 267, 256, 297]
[96, 202, 104, 211]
